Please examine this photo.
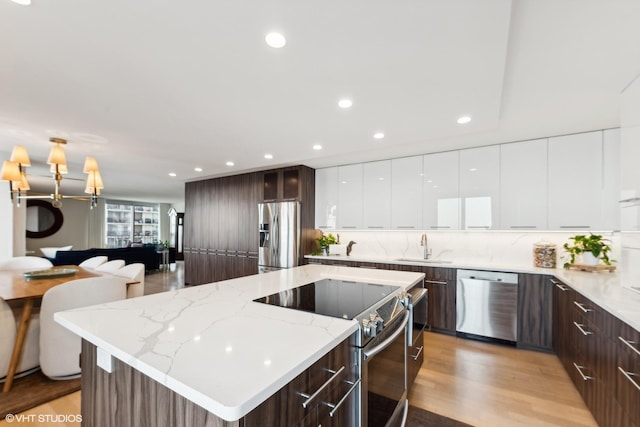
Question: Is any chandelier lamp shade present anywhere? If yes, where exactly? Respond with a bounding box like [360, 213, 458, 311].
[0, 137, 104, 209]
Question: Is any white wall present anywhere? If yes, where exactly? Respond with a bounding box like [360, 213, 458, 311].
[0, 190, 26, 260]
[26, 199, 94, 255]
[619, 72, 640, 289]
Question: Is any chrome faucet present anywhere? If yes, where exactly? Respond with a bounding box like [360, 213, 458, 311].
[420, 233, 432, 259]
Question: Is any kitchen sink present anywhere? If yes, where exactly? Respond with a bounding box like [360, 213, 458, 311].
[394, 258, 452, 264]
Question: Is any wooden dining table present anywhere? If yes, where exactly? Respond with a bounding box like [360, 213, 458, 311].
[0, 265, 104, 393]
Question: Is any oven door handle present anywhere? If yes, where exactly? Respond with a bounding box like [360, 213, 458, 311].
[363, 310, 409, 360]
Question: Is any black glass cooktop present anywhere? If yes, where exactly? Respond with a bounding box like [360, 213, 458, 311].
[253, 278, 399, 320]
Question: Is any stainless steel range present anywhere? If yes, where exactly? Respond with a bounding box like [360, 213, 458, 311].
[254, 278, 410, 427]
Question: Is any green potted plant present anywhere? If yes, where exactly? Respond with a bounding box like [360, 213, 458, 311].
[563, 234, 614, 268]
[315, 233, 338, 256]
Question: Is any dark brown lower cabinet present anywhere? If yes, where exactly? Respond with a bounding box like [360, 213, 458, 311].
[517, 273, 553, 351]
[423, 268, 456, 334]
[81, 335, 358, 427]
[552, 276, 639, 427]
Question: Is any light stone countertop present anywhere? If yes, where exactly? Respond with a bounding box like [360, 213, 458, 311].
[55, 264, 424, 422]
[305, 254, 640, 332]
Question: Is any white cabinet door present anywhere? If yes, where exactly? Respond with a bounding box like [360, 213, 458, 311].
[391, 156, 423, 229]
[548, 131, 603, 230]
[459, 146, 500, 229]
[603, 128, 620, 231]
[315, 167, 338, 230]
[423, 151, 460, 230]
[337, 164, 363, 229]
[363, 161, 391, 229]
[500, 139, 548, 230]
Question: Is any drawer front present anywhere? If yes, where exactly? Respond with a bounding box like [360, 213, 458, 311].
[616, 322, 640, 425]
[571, 292, 605, 334]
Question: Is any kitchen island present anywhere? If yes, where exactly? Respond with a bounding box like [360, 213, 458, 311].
[55, 264, 424, 426]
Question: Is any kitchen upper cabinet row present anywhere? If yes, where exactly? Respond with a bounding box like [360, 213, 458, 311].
[315, 129, 620, 231]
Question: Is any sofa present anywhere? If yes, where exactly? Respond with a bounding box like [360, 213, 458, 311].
[50, 246, 176, 272]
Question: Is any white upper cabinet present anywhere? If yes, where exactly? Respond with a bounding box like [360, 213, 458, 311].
[423, 151, 460, 230]
[337, 164, 363, 229]
[602, 128, 620, 231]
[363, 161, 391, 229]
[500, 139, 548, 230]
[391, 156, 423, 229]
[314, 167, 338, 230]
[459, 146, 500, 229]
[548, 131, 603, 230]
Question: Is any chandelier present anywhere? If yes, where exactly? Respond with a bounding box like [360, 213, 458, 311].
[1, 137, 104, 209]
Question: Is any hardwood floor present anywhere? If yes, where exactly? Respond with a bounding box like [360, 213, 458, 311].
[0, 263, 597, 426]
[409, 332, 597, 427]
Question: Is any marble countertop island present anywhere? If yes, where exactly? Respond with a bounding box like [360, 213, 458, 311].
[55, 264, 424, 421]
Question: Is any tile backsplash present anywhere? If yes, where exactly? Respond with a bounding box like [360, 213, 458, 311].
[319, 229, 621, 269]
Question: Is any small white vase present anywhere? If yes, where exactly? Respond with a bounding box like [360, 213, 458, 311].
[582, 252, 600, 266]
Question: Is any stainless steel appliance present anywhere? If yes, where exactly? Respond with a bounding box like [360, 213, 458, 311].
[407, 286, 427, 348]
[254, 278, 410, 427]
[258, 201, 300, 273]
[456, 269, 518, 343]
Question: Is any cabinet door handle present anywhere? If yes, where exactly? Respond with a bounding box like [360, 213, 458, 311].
[573, 301, 592, 313]
[573, 322, 592, 336]
[299, 366, 345, 409]
[509, 225, 537, 229]
[560, 225, 591, 229]
[425, 279, 447, 285]
[367, 226, 385, 229]
[549, 278, 568, 290]
[410, 346, 424, 360]
[429, 226, 451, 229]
[396, 226, 415, 229]
[324, 378, 361, 417]
[618, 366, 640, 392]
[573, 363, 593, 381]
[619, 336, 640, 357]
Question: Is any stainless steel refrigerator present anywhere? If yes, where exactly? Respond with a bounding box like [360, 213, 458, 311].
[258, 201, 301, 273]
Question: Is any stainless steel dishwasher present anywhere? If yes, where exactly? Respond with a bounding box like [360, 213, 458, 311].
[456, 269, 518, 343]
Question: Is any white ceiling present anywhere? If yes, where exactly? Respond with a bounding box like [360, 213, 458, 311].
[1, 0, 639, 208]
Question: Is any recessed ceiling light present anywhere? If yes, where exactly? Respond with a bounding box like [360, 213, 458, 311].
[313, 144, 323, 151]
[373, 132, 385, 140]
[457, 115, 472, 124]
[265, 32, 286, 48]
[194, 167, 203, 172]
[11, 0, 31, 5]
[264, 154, 273, 160]
[338, 99, 353, 109]
[169, 172, 177, 177]
[226, 161, 235, 166]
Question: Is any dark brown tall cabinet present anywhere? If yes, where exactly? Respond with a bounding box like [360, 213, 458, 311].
[184, 166, 315, 286]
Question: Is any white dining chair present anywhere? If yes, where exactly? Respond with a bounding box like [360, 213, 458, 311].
[0, 257, 53, 270]
[39, 276, 127, 380]
[78, 256, 108, 269]
[0, 298, 40, 382]
[94, 259, 125, 274]
[113, 263, 145, 298]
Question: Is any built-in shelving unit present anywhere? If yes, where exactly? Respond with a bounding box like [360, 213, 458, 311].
[105, 203, 159, 248]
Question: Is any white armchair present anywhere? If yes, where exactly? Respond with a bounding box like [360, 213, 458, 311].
[94, 259, 125, 274]
[78, 256, 108, 269]
[39, 276, 127, 380]
[0, 257, 53, 270]
[114, 263, 145, 298]
[0, 299, 40, 382]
